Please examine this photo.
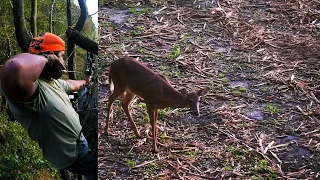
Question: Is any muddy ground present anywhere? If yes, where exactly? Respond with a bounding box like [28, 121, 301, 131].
[97, 0, 320, 179]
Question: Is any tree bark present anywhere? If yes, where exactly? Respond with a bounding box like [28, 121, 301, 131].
[66, 0, 71, 26]
[12, 0, 32, 52]
[49, 0, 56, 33]
[74, 0, 87, 31]
[66, 27, 98, 55]
[67, 0, 88, 80]
[31, 0, 37, 36]
[7, 38, 11, 58]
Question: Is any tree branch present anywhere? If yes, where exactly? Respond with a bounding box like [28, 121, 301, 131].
[66, 27, 98, 55]
[67, 0, 88, 80]
[30, 0, 37, 36]
[49, 0, 56, 33]
[12, 0, 32, 52]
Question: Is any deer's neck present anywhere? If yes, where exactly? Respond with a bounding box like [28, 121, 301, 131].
[161, 86, 188, 108]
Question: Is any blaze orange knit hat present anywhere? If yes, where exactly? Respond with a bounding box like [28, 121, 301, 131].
[29, 32, 65, 54]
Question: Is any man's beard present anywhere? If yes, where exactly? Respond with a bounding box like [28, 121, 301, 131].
[41, 64, 62, 79]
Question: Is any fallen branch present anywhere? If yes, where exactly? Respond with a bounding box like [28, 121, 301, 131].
[132, 159, 158, 169]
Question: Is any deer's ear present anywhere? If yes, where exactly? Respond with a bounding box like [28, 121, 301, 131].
[179, 88, 188, 96]
[197, 87, 210, 96]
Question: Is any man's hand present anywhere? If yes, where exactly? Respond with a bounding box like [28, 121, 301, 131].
[46, 54, 66, 70]
[85, 76, 92, 86]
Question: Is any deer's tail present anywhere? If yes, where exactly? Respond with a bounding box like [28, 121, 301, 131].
[108, 66, 114, 92]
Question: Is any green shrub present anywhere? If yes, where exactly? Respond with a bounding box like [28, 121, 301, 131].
[265, 104, 278, 114]
[128, 8, 152, 15]
[168, 44, 181, 59]
[0, 109, 59, 179]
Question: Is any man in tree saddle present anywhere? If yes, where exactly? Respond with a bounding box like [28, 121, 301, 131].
[0, 32, 97, 179]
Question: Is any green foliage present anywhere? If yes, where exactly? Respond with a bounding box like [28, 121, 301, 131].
[230, 86, 247, 95]
[146, 161, 163, 175]
[124, 158, 136, 167]
[0, 109, 59, 179]
[103, 22, 114, 31]
[0, 0, 98, 80]
[218, 73, 225, 78]
[103, 53, 113, 59]
[226, 145, 248, 159]
[0, 0, 73, 60]
[138, 102, 150, 122]
[128, 8, 152, 15]
[130, 29, 138, 36]
[136, 26, 145, 33]
[139, 48, 148, 54]
[233, 90, 242, 95]
[114, 100, 124, 114]
[129, 134, 139, 139]
[130, 26, 145, 36]
[239, 87, 247, 92]
[260, 87, 268, 92]
[221, 78, 228, 83]
[265, 104, 278, 114]
[168, 44, 181, 59]
[158, 107, 172, 120]
[159, 131, 168, 143]
[225, 166, 232, 171]
[138, 102, 147, 109]
[252, 159, 270, 173]
[250, 159, 277, 178]
[159, 66, 180, 78]
[183, 148, 199, 157]
[0, 1, 20, 63]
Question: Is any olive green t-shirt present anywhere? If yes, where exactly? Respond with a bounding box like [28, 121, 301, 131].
[1, 79, 82, 169]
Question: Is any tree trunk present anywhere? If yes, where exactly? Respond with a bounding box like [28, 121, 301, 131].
[66, 0, 71, 26]
[30, 0, 37, 36]
[49, 0, 56, 33]
[66, 27, 98, 55]
[7, 38, 11, 58]
[74, 0, 87, 31]
[12, 0, 32, 52]
[67, 0, 88, 80]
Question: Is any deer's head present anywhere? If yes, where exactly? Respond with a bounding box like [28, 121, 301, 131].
[181, 87, 209, 116]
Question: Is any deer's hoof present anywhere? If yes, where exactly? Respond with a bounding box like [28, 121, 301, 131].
[153, 148, 159, 153]
[104, 127, 109, 135]
[135, 133, 142, 138]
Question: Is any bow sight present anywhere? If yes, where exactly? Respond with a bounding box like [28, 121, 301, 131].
[68, 52, 95, 112]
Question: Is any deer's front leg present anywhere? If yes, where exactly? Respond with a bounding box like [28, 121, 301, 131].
[147, 105, 158, 153]
[104, 88, 124, 134]
[104, 99, 113, 134]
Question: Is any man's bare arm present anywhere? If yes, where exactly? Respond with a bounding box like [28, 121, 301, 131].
[0, 53, 64, 102]
[67, 80, 87, 92]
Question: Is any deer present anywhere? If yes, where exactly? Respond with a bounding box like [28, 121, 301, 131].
[104, 57, 209, 152]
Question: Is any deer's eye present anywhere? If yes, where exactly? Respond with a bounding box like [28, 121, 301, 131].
[189, 99, 193, 103]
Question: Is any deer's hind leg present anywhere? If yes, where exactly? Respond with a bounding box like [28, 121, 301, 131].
[122, 90, 140, 137]
[104, 85, 125, 134]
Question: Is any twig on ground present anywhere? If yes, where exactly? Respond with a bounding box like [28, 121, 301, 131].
[132, 159, 158, 169]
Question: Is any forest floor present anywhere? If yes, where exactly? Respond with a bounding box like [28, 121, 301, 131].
[97, 0, 320, 179]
